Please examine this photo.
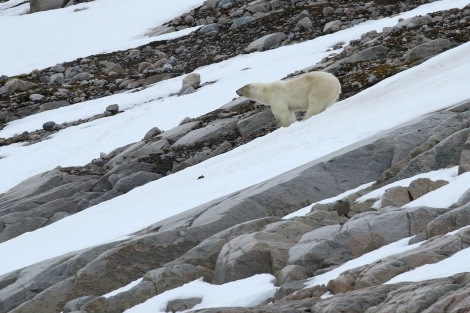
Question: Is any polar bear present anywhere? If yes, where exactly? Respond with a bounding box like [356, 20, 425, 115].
[236, 71, 341, 127]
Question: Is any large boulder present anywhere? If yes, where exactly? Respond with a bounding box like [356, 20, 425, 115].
[214, 231, 294, 284]
[288, 209, 411, 274]
[4, 78, 36, 96]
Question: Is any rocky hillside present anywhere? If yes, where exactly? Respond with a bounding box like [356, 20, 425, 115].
[1, 0, 470, 312]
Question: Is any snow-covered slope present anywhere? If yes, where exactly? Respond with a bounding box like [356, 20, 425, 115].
[1, 0, 470, 312]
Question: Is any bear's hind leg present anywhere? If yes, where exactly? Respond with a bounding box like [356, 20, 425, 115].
[303, 99, 331, 120]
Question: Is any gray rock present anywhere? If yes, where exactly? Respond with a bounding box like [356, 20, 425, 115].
[322, 6, 335, 16]
[220, 97, 253, 111]
[179, 73, 201, 95]
[218, 0, 236, 9]
[38, 100, 71, 112]
[324, 45, 389, 74]
[166, 298, 202, 312]
[144, 263, 212, 294]
[143, 127, 162, 140]
[246, 32, 287, 52]
[206, 0, 220, 9]
[127, 73, 180, 89]
[73, 229, 197, 297]
[159, 121, 200, 144]
[105, 140, 168, 168]
[105, 104, 119, 115]
[92, 160, 156, 192]
[49, 64, 65, 73]
[297, 17, 313, 29]
[113, 171, 162, 193]
[290, 10, 310, 24]
[65, 66, 83, 79]
[102, 62, 127, 76]
[247, 3, 270, 13]
[277, 265, 309, 285]
[237, 110, 276, 137]
[182, 73, 201, 89]
[406, 38, 454, 61]
[172, 118, 238, 147]
[30, 0, 64, 13]
[101, 280, 156, 313]
[458, 133, 470, 174]
[289, 209, 411, 274]
[395, 15, 433, 29]
[178, 86, 196, 96]
[63, 296, 97, 313]
[199, 23, 219, 35]
[328, 225, 462, 294]
[4, 78, 36, 96]
[323, 20, 342, 33]
[380, 186, 410, 208]
[408, 178, 448, 200]
[231, 16, 256, 29]
[42, 121, 56, 131]
[214, 230, 294, 284]
[397, 128, 470, 180]
[71, 72, 92, 82]
[427, 204, 470, 237]
[29, 93, 45, 101]
[0, 242, 118, 313]
[180, 217, 280, 269]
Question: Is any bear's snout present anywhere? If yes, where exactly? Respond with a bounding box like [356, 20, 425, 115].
[236, 88, 242, 96]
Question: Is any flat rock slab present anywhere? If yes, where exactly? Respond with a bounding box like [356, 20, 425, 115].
[172, 118, 238, 147]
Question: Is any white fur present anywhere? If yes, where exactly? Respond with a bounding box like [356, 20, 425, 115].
[236, 71, 341, 127]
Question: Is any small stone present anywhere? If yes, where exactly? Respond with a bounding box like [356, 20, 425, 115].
[297, 17, 313, 29]
[231, 16, 256, 29]
[43, 121, 56, 131]
[30, 94, 45, 101]
[323, 6, 335, 16]
[105, 104, 119, 115]
[50, 73, 65, 85]
[92, 158, 105, 167]
[323, 20, 342, 33]
[368, 75, 378, 84]
[199, 23, 219, 35]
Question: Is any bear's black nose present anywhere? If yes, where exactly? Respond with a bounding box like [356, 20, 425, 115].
[236, 88, 242, 96]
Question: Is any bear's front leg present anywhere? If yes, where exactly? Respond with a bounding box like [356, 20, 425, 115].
[270, 105, 296, 127]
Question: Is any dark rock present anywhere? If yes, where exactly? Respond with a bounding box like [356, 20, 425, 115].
[237, 110, 276, 137]
[30, 0, 64, 12]
[42, 121, 56, 131]
[105, 104, 119, 115]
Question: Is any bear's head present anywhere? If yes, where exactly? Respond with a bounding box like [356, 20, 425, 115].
[236, 84, 251, 97]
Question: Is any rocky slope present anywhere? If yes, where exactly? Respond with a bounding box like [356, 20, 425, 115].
[1, 1, 470, 313]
